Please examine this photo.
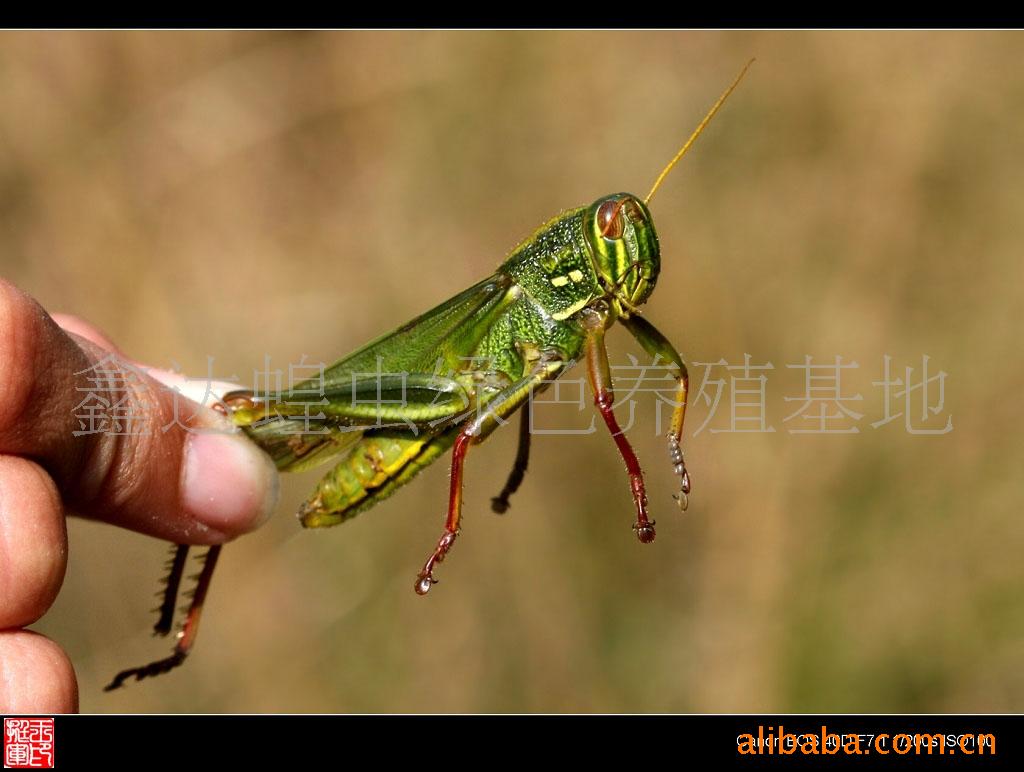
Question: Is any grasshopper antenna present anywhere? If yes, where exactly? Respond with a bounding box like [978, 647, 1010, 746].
[644, 58, 755, 206]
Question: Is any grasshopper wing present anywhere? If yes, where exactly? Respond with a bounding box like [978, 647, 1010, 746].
[237, 272, 516, 473]
[316, 272, 515, 390]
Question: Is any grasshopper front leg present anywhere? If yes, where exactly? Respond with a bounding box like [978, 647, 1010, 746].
[581, 307, 657, 543]
[620, 315, 691, 510]
[415, 354, 566, 594]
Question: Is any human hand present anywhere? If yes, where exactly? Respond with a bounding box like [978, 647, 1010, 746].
[0, 279, 279, 712]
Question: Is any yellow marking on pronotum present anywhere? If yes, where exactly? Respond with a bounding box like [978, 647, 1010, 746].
[550, 275, 570, 287]
[568, 269, 585, 283]
[644, 58, 755, 206]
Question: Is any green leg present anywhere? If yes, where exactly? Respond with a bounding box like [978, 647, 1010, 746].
[621, 315, 691, 510]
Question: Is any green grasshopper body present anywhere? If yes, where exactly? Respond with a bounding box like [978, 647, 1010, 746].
[238, 200, 679, 519]
[105, 61, 752, 691]
[226, 193, 689, 595]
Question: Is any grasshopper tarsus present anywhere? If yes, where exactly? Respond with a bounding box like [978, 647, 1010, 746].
[633, 520, 657, 544]
[667, 433, 691, 511]
[414, 530, 458, 596]
[414, 574, 437, 596]
[673, 469, 691, 512]
[489, 497, 511, 515]
[104, 651, 188, 692]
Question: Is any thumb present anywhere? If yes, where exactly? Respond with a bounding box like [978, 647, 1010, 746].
[0, 279, 278, 544]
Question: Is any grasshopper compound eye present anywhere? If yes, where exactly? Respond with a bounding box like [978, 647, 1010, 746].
[598, 199, 625, 239]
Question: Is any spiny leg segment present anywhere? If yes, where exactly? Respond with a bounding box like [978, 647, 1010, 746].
[105, 545, 221, 691]
[153, 543, 190, 636]
[104, 396, 249, 691]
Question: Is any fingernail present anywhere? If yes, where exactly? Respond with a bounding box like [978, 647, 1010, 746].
[181, 426, 279, 536]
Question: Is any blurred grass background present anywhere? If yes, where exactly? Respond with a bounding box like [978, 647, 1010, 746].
[1, 30, 1021, 712]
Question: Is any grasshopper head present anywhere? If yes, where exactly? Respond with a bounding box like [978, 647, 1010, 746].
[584, 193, 660, 316]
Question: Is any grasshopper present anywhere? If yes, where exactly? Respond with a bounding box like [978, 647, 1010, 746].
[104, 61, 752, 691]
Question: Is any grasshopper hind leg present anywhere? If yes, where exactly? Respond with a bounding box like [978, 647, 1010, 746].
[153, 543, 190, 636]
[105, 545, 221, 691]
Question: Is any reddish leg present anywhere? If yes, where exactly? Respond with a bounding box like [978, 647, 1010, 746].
[583, 309, 655, 543]
[414, 357, 565, 595]
[414, 432, 471, 595]
[105, 545, 221, 691]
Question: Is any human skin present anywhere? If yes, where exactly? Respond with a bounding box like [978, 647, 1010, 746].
[0, 279, 279, 712]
